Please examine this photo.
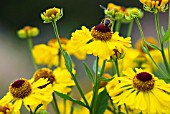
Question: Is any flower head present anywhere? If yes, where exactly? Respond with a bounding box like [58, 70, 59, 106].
[32, 44, 59, 67]
[140, 0, 169, 12]
[108, 68, 170, 113]
[32, 67, 75, 94]
[17, 26, 39, 39]
[70, 21, 131, 59]
[0, 78, 53, 113]
[41, 7, 63, 23]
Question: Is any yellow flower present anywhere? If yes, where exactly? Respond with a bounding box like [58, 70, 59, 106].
[140, 0, 168, 12]
[33, 67, 75, 94]
[0, 78, 52, 113]
[108, 68, 170, 113]
[17, 26, 39, 39]
[32, 44, 59, 67]
[41, 7, 63, 23]
[48, 37, 87, 60]
[70, 23, 131, 59]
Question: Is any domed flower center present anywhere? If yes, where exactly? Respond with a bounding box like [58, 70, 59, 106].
[33, 68, 56, 88]
[133, 72, 155, 91]
[9, 79, 32, 99]
[91, 24, 112, 41]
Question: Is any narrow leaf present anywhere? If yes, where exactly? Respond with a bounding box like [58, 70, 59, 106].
[63, 51, 72, 73]
[82, 62, 95, 83]
[142, 45, 149, 55]
[144, 40, 161, 51]
[98, 77, 113, 82]
[94, 88, 109, 114]
[161, 26, 165, 36]
[55, 91, 87, 108]
[163, 28, 170, 42]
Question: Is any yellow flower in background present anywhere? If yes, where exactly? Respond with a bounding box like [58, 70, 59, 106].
[17, 26, 39, 39]
[0, 78, 52, 113]
[32, 44, 59, 67]
[108, 68, 170, 113]
[41, 7, 63, 23]
[33, 67, 75, 94]
[48, 37, 87, 60]
[70, 21, 131, 59]
[140, 0, 168, 12]
[0, 102, 18, 114]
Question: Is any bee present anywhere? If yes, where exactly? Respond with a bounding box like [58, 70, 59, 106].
[101, 17, 112, 29]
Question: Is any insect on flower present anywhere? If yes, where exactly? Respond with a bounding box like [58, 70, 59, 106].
[101, 17, 112, 29]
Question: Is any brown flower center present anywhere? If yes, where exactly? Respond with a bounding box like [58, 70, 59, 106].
[133, 72, 155, 91]
[33, 68, 56, 88]
[91, 24, 112, 41]
[10, 79, 32, 99]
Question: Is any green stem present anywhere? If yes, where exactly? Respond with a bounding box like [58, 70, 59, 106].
[63, 99, 66, 114]
[27, 38, 38, 70]
[127, 20, 134, 37]
[135, 18, 168, 77]
[90, 57, 99, 114]
[52, 93, 60, 114]
[51, 20, 90, 109]
[111, 20, 115, 32]
[115, 20, 121, 32]
[154, 13, 170, 74]
[114, 59, 122, 114]
[168, 40, 170, 68]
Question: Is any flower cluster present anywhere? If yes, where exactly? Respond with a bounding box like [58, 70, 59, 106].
[1, 0, 170, 114]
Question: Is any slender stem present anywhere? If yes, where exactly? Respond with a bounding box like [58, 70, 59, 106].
[27, 38, 38, 70]
[91, 57, 99, 114]
[111, 20, 115, 32]
[114, 59, 122, 114]
[71, 72, 90, 108]
[135, 17, 168, 77]
[127, 20, 134, 37]
[52, 93, 60, 114]
[154, 13, 170, 74]
[63, 99, 66, 114]
[51, 20, 90, 109]
[154, 13, 162, 44]
[115, 20, 121, 32]
[52, 21, 64, 54]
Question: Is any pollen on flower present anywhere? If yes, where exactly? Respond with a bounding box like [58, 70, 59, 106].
[91, 24, 113, 41]
[33, 68, 56, 85]
[133, 72, 155, 91]
[9, 79, 32, 99]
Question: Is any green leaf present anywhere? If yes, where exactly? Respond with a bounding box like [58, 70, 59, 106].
[63, 51, 72, 73]
[163, 28, 170, 42]
[98, 77, 113, 82]
[82, 62, 95, 83]
[161, 26, 165, 36]
[142, 45, 149, 55]
[94, 88, 109, 114]
[144, 40, 161, 51]
[55, 91, 87, 108]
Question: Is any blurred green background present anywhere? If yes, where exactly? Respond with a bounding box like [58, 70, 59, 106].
[0, 0, 168, 113]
